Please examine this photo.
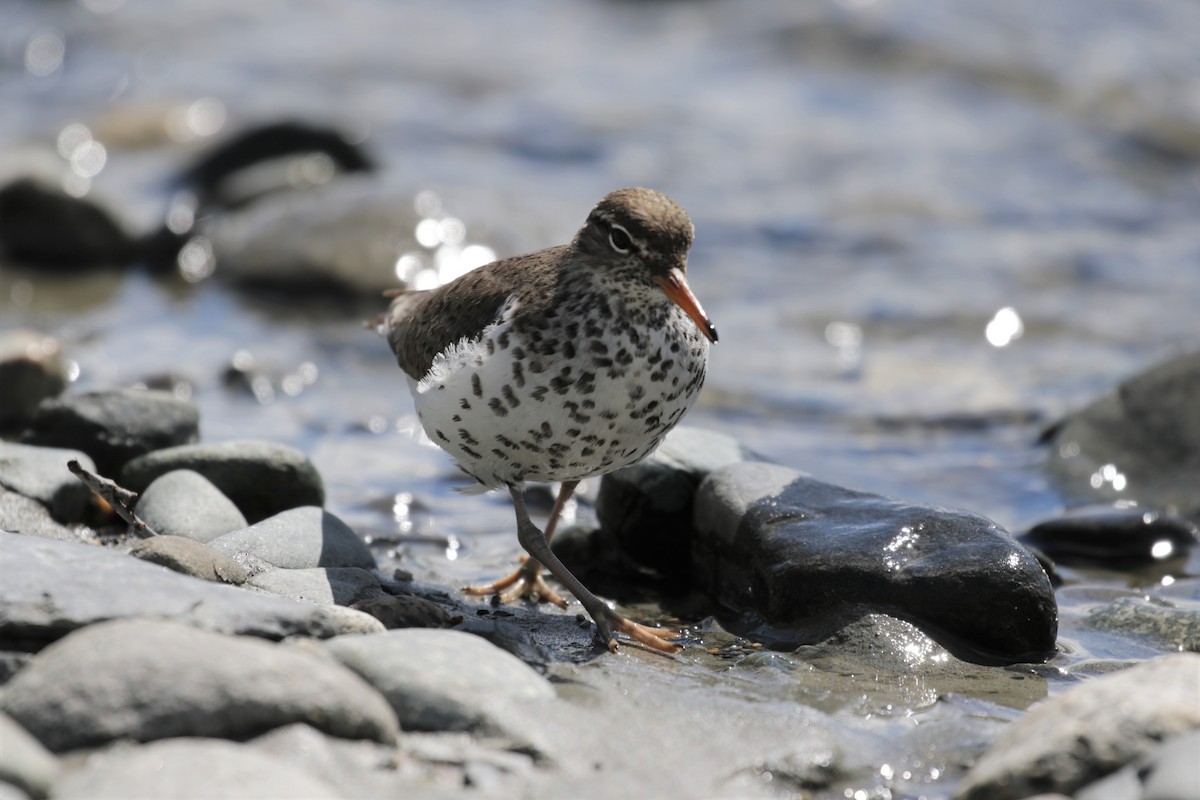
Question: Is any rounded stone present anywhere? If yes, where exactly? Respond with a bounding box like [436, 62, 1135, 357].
[134, 469, 248, 542]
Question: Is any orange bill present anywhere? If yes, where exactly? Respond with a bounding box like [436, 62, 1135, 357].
[655, 268, 718, 343]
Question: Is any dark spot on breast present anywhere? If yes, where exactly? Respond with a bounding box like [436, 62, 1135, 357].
[460, 444, 481, 459]
[471, 374, 483, 398]
[452, 414, 462, 422]
[563, 341, 576, 359]
[615, 348, 633, 366]
[565, 322, 579, 339]
[498, 331, 511, 349]
[488, 398, 508, 417]
[460, 398, 471, 410]
[485, 339, 496, 356]
[458, 428, 479, 446]
[531, 386, 549, 402]
[590, 341, 609, 355]
[435, 429, 449, 443]
[502, 385, 520, 408]
[566, 427, 581, 437]
[492, 448, 510, 460]
[511, 360, 525, 387]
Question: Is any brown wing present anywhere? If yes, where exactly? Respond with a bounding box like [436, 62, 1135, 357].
[379, 245, 566, 380]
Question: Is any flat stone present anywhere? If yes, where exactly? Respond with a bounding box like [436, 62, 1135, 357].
[120, 439, 324, 523]
[0, 489, 92, 543]
[595, 425, 761, 573]
[0, 177, 137, 268]
[0, 531, 367, 645]
[1084, 596, 1200, 652]
[0, 618, 399, 752]
[1044, 350, 1200, 522]
[208, 506, 375, 569]
[128, 535, 249, 585]
[20, 389, 199, 477]
[0, 712, 59, 799]
[0, 443, 94, 523]
[249, 567, 382, 606]
[0, 330, 67, 431]
[1020, 505, 1199, 566]
[134, 469, 248, 542]
[694, 462, 1058, 663]
[52, 738, 344, 799]
[322, 628, 554, 735]
[953, 653, 1200, 800]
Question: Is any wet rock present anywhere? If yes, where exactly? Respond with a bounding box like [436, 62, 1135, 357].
[454, 618, 553, 670]
[350, 594, 451, 628]
[0, 712, 58, 799]
[1084, 596, 1200, 652]
[0, 489, 89, 543]
[0, 331, 67, 431]
[120, 439, 324, 523]
[0, 178, 137, 268]
[596, 425, 761, 574]
[1043, 350, 1200, 522]
[133, 469, 248, 542]
[52, 738, 344, 799]
[178, 120, 375, 211]
[953, 653, 1200, 800]
[0, 532, 363, 645]
[0, 618, 399, 752]
[322, 629, 555, 735]
[207, 506, 375, 570]
[0, 443, 94, 523]
[694, 462, 1057, 663]
[128, 535, 248, 585]
[1020, 505, 1199, 566]
[21, 389, 199, 477]
[249, 567, 382, 606]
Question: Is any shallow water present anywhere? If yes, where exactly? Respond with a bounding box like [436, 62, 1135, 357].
[3, 0, 1199, 794]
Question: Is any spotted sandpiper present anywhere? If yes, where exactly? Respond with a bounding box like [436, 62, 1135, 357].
[378, 187, 717, 652]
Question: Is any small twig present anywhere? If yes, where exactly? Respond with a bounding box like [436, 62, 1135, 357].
[67, 459, 158, 539]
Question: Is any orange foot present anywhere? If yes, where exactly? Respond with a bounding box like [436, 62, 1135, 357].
[463, 555, 568, 609]
[600, 610, 681, 655]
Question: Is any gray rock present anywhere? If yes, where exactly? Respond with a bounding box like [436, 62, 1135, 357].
[128, 535, 248, 584]
[249, 567, 382, 606]
[595, 425, 761, 573]
[21, 388, 199, 477]
[0, 531, 368, 643]
[120, 439, 324, 523]
[0, 618, 399, 752]
[953, 653, 1200, 800]
[0, 489, 91, 543]
[208, 506, 375, 569]
[1044, 350, 1200, 522]
[0, 177, 136, 269]
[1085, 596, 1200, 652]
[318, 605, 388, 636]
[249, 724, 407, 800]
[0, 712, 58, 799]
[0, 331, 67, 431]
[51, 738, 344, 799]
[134, 469, 248, 542]
[0, 443, 94, 523]
[322, 628, 554, 735]
[694, 462, 1057, 663]
[1141, 730, 1200, 800]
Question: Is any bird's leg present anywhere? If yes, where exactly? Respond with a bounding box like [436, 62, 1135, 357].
[507, 485, 680, 654]
[463, 480, 579, 608]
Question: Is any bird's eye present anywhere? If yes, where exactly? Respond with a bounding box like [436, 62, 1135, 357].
[608, 224, 634, 254]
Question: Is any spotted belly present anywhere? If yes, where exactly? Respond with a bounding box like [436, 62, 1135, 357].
[412, 316, 708, 488]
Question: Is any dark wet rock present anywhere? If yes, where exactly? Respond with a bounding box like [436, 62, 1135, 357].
[178, 120, 375, 211]
[322, 629, 554, 735]
[133, 469, 248, 542]
[0, 443, 94, 523]
[595, 426, 761, 575]
[0, 178, 137, 268]
[52, 738, 345, 799]
[1043, 350, 1200, 522]
[1020, 505, 1199, 567]
[0, 489, 92, 543]
[21, 389, 199, 477]
[0, 712, 58, 800]
[1084, 596, 1200, 652]
[0, 618, 399, 752]
[953, 654, 1200, 800]
[0, 532, 365, 645]
[207, 506, 375, 570]
[0, 331, 67, 431]
[249, 567, 382, 606]
[120, 439, 324, 523]
[454, 618, 553, 670]
[694, 462, 1058, 663]
[128, 535, 249, 585]
[350, 594, 451, 628]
